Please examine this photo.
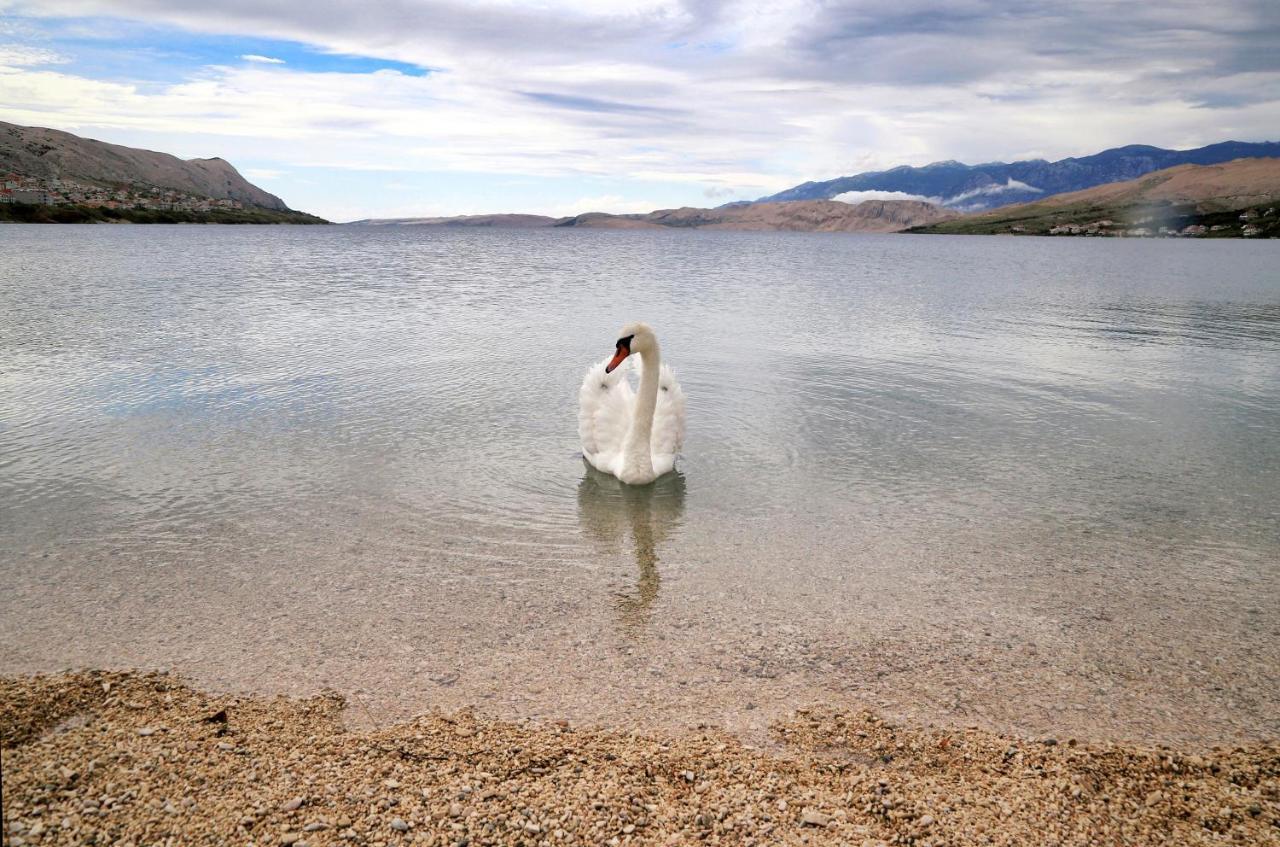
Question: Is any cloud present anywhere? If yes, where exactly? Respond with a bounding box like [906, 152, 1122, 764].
[240, 54, 285, 64]
[945, 177, 1044, 205]
[0, 43, 68, 66]
[1, 0, 1277, 219]
[833, 189, 939, 205]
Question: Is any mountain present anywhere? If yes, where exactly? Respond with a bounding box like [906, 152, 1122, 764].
[558, 199, 958, 232]
[760, 141, 1280, 212]
[0, 121, 289, 211]
[911, 157, 1280, 237]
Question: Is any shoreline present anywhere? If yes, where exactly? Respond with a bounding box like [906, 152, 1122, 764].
[3, 670, 1277, 846]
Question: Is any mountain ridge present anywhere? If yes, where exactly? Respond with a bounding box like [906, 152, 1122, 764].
[910, 157, 1280, 237]
[760, 141, 1280, 212]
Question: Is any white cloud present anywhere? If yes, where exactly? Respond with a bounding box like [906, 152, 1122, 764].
[945, 177, 1044, 205]
[2, 0, 1277, 218]
[832, 189, 940, 205]
[0, 43, 67, 66]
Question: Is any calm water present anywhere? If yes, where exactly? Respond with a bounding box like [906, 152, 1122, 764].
[1, 225, 1278, 742]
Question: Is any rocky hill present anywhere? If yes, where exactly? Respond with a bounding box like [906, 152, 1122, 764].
[558, 199, 958, 232]
[911, 157, 1280, 237]
[760, 141, 1280, 212]
[0, 121, 289, 211]
[346, 213, 557, 227]
[348, 199, 956, 232]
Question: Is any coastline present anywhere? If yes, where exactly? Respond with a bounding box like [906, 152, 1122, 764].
[3, 671, 1277, 846]
[0, 203, 329, 225]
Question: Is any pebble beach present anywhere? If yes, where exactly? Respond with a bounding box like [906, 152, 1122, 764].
[3, 671, 1277, 847]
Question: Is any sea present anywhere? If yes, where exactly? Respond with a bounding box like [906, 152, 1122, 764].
[1, 225, 1277, 742]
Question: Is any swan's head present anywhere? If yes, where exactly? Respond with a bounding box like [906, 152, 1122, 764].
[605, 321, 656, 373]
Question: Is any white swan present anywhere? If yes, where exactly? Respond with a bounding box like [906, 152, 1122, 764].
[578, 322, 686, 485]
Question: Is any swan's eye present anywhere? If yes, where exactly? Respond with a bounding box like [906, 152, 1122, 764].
[615, 334, 634, 350]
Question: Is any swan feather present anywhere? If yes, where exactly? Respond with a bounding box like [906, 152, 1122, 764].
[578, 355, 635, 469]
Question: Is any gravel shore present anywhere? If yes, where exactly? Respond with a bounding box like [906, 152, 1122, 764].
[2, 671, 1277, 846]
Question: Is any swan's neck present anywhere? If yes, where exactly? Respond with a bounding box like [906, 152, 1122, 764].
[623, 344, 660, 479]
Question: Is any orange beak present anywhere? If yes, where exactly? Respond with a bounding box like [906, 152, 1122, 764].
[605, 345, 630, 373]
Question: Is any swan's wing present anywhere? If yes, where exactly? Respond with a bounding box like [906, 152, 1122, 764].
[651, 363, 686, 459]
[578, 356, 634, 460]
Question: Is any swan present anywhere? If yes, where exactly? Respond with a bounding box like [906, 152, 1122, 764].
[578, 322, 686, 485]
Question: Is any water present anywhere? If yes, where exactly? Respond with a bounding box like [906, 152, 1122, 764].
[2, 225, 1278, 743]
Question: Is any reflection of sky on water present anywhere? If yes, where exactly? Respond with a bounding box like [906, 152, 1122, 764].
[1, 226, 1277, 741]
[3, 228, 1277, 544]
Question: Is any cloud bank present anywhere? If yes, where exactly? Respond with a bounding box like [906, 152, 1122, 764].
[947, 178, 1044, 205]
[833, 189, 940, 205]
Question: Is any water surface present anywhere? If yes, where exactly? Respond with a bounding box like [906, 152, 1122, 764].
[2, 226, 1277, 742]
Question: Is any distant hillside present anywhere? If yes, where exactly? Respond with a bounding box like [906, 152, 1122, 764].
[911, 158, 1280, 237]
[760, 141, 1280, 212]
[0, 121, 289, 211]
[346, 199, 956, 233]
[557, 199, 958, 232]
[347, 214, 557, 227]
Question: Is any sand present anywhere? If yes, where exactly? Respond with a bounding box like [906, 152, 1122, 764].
[3, 670, 1277, 846]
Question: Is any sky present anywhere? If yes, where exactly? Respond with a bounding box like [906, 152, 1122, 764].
[1, 1, 1278, 221]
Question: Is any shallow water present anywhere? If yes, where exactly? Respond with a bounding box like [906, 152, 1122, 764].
[1, 225, 1278, 743]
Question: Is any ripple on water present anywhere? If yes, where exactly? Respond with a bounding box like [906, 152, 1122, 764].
[1, 227, 1279, 743]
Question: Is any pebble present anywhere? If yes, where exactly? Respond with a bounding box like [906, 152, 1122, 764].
[137, 727, 157, 736]
[800, 809, 831, 827]
[3, 671, 1276, 847]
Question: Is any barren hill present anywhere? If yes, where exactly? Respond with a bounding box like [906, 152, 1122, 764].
[558, 199, 958, 232]
[1025, 157, 1280, 212]
[346, 214, 557, 227]
[0, 122, 289, 210]
[913, 157, 1280, 237]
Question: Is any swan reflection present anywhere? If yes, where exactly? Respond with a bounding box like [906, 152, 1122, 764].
[576, 464, 686, 633]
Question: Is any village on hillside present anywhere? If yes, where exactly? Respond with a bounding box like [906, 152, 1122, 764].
[1043, 207, 1275, 238]
[0, 173, 246, 212]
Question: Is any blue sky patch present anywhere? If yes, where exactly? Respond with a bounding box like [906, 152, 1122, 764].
[19, 15, 433, 83]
